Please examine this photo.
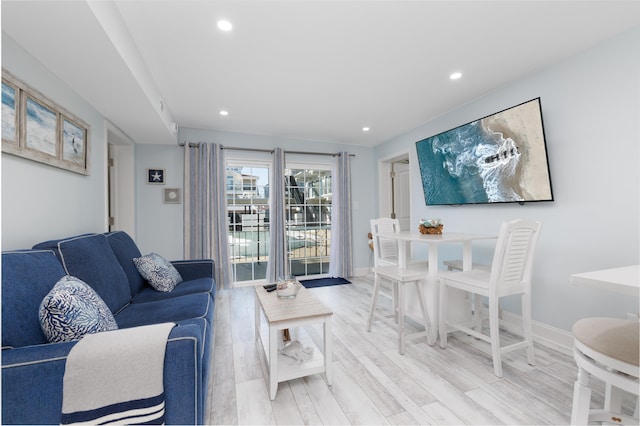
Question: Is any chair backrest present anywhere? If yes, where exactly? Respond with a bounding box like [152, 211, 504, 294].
[370, 218, 401, 267]
[489, 219, 542, 296]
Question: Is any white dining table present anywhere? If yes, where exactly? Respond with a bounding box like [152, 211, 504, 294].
[570, 265, 639, 296]
[374, 230, 497, 340]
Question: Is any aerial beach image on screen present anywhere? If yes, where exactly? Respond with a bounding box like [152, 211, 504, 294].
[416, 98, 553, 205]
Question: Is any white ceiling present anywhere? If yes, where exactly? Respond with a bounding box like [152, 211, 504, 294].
[3, 1, 640, 147]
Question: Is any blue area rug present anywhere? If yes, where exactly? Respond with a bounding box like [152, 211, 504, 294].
[300, 277, 351, 289]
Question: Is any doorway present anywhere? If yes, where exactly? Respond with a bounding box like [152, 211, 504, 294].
[226, 156, 334, 285]
[378, 153, 412, 230]
[106, 123, 136, 237]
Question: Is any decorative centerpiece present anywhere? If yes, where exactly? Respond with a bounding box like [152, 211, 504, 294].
[277, 275, 302, 299]
[419, 218, 443, 235]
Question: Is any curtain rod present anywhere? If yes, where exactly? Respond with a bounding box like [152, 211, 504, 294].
[179, 141, 355, 157]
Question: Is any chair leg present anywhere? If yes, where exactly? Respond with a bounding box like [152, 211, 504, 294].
[438, 280, 448, 348]
[605, 383, 623, 415]
[489, 299, 503, 378]
[473, 295, 483, 331]
[398, 282, 406, 355]
[522, 292, 535, 366]
[571, 367, 592, 425]
[414, 279, 434, 346]
[392, 279, 399, 323]
[367, 273, 381, 332]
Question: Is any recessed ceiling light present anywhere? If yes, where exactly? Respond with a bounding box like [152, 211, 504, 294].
[217, 20, 233, 32]
[219, 110, 229, 116]
[450, 72, 462, 80]
[362, 127, 370, 132]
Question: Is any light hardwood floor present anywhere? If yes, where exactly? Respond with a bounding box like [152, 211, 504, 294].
[204, 276, 600, 425]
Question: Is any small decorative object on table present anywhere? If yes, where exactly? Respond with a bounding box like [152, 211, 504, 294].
[419, 218, 443, 234]
[277, 275, 302, 298]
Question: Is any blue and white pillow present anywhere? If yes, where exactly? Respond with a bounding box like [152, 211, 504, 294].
[39, 276, 118, 343]
[133, 252, 183, 292]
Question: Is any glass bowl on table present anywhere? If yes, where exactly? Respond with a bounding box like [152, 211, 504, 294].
[276, 275, 302, 299]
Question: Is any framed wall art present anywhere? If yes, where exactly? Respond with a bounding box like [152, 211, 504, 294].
[164, 188, 181, 204]
[147, 168, 165, 184]
[2, 78, 19, 147]
[1, 69, 90, 175]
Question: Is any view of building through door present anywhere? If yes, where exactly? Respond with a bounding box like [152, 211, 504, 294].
[285, 167, 332, 277]
[226, 163, 271, 283]
[226, 161, 332, 284]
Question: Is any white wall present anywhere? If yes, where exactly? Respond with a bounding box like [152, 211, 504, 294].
[1, 35, 108, 250]
[135, 143, 184, 259]
[134, 129, 376, 270]
[374, 27, 640, 332]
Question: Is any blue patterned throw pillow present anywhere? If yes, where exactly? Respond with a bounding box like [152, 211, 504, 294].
[39, 276, 118, 343]
[133, 252, 183, 292]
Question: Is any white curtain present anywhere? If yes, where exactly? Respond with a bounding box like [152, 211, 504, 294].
[265, 148, 288, 282]
[329, 152, 353, 278]
[183, 142, 232, 290]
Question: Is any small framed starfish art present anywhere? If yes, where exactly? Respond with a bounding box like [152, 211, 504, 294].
[147, 168, 165, 184]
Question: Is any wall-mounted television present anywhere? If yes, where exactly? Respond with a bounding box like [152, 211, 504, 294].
[415, 98, 553, 206]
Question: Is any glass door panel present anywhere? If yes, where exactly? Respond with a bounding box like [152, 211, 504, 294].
[226, 161, 332, 285]
[285, 167, 332, 278]
[226, 164, 270, 283]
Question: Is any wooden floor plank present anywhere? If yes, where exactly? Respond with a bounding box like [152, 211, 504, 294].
[235, 378, 277, 425]
[205, 276, 589, 425]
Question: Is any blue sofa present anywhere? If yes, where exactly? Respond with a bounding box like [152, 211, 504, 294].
[1, 231, 215, 425]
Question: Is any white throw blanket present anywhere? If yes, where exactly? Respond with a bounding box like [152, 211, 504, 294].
[61, 322, 175, 425]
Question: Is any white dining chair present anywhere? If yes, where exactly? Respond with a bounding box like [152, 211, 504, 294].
[369, 217, 428, 317]
[570, 317, 639, 425]
[438, 219, 542, 377]
[370, 218, 429, 269]
[367, 218, 433, 353]
[370, 218, 402, 267]
[367, 263, 435, 353]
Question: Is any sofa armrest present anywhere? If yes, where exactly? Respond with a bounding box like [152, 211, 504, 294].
[171, 259, 215, 282]
[1, 324, 203, 425]
[2, 341, 75, 424]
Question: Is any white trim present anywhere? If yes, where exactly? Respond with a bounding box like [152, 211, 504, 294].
[348, 270, 575, 354]
[501, 310, 573, 355]
[352, 266, 371, 277]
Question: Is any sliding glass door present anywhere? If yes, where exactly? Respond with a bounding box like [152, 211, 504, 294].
[226, 158, 333, 285]
[285, 167, 332, 277]
[226, 162, 270, 283]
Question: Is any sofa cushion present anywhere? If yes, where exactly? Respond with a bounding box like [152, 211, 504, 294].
[133, 277, 215, 303]
[2, 250, 66, 348]
[39, 276, 118, 343]
[115, 293, 213, 330]
[133, 253, 183, 292]
[105, 231, 146, 298]
[34, 234, 131, 314]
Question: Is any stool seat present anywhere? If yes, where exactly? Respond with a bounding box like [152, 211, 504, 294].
[570, 317, 639, 425]
[573, 317, 639, 368]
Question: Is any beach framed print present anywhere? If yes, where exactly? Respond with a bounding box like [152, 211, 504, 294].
[62, 117, 88, 168]
[1, 69, 90, 175]
[25, 94, 58, 158]
[2, 78, 19, 147]
[147, 168, 165, 184]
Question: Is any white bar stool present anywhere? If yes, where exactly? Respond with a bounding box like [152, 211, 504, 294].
[571, 317, 639, 425]
[366, 264, 435, 354]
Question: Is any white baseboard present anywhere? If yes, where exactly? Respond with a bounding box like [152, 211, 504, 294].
[348, 270, 574, 355]
[352, 267, 372, 277]
[501, 311, 573, 356]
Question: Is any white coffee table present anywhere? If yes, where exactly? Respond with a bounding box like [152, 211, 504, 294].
[254, 285, 333, 400]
